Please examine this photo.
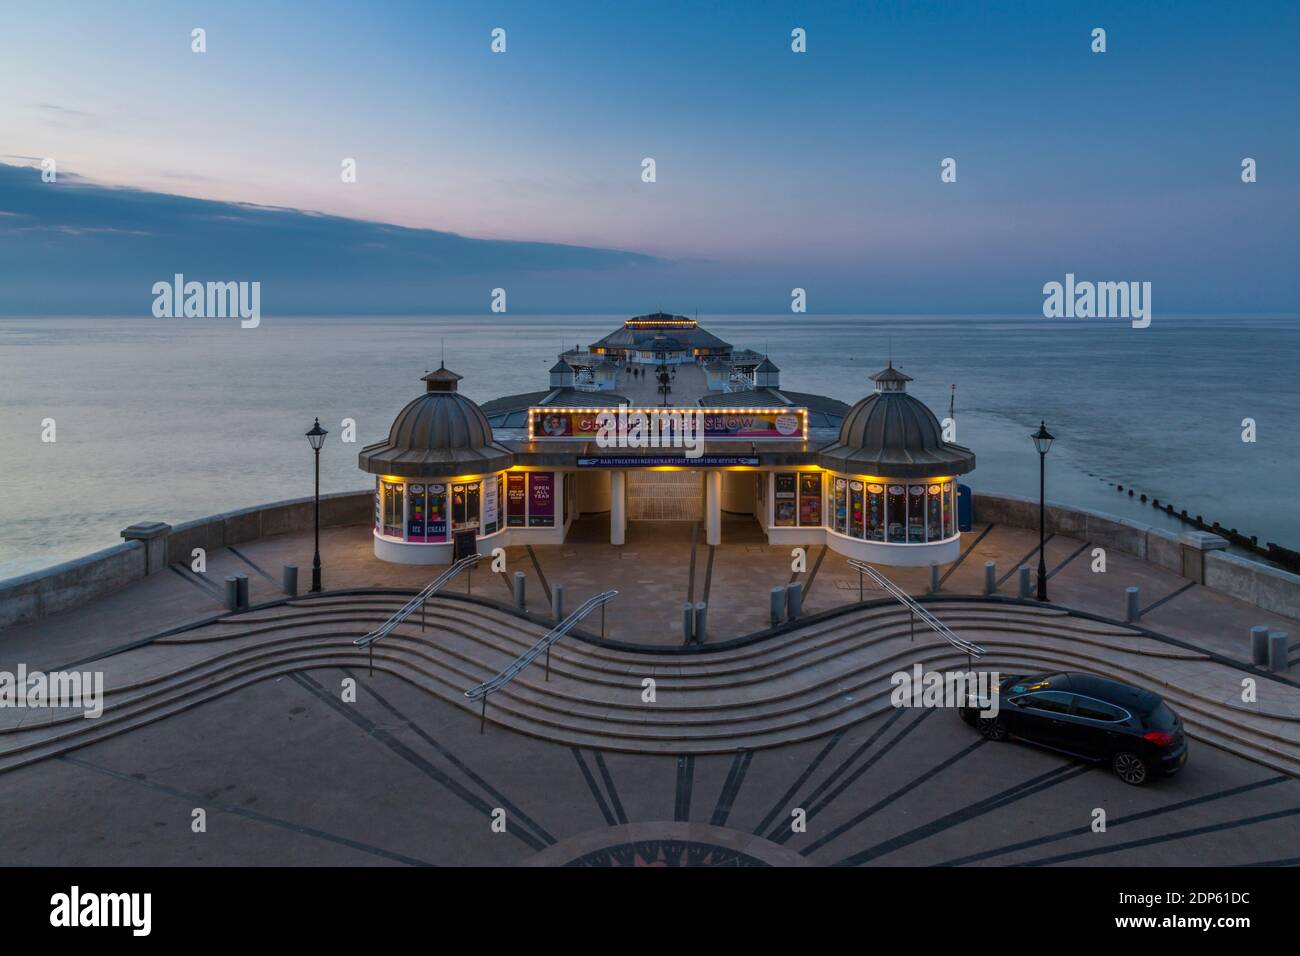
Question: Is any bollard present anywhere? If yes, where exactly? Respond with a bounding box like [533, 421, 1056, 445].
[786, 581, 802, 622]
[1250, 625, 1270, 666]
[1125, 586, 1140, 622]
[770, 586, 785, 627]
[984, 561, 996, 595]
[929, 561, 940, 595]
[513, 571, 526, 610]
[1018, 566, 1031, 599]
[1268, 631, 1289, 673]
[694, 601, 708, 644]
[552, 584, 565, 622]
[683, 602, 696, 643]
[283, 564, 298, 596]
[235, 573, 249, 610]
[225, 575, 239, 611]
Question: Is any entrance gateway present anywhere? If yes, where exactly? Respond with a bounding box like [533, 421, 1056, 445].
[357, 312, 976, 568]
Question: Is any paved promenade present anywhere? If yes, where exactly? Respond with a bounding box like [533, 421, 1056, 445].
[2, 517, 1298, 866]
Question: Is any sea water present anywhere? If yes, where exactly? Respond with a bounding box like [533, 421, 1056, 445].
[0, 313, 1295, 579]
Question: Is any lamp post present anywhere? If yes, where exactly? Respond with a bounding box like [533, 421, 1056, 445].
[305, 418, 328, 592]
[1031, 420, 1054, 601]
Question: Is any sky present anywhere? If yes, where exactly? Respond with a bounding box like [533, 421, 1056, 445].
[1, 0, 1298, 314]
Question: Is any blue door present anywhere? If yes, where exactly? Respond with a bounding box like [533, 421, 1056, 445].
[957, 484, 973, 532]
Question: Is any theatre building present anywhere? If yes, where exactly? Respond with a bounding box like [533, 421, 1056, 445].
[358, 312, 975, 568]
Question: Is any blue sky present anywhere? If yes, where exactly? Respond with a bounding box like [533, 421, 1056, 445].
[1, 0, 1297, 313]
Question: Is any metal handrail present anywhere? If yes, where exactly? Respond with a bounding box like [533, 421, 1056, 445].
[353, 554, 481, 669]
[847, 559, 985, 661]
[465, 589, 618, 732]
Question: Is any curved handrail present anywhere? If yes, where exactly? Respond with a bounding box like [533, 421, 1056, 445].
[465, 589, 618, 703]
[847, 559, 985, 660]
[353, 553, 481, 648]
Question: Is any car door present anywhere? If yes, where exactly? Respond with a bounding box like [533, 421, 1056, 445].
[1006, 691, 1075, 748]
[1064, 695, 1130, 759]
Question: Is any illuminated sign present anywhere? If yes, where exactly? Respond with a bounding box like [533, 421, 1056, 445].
[529, 407, 807, 442]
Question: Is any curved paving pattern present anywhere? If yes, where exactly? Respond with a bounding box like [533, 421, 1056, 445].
[2, 592, 1297, 777]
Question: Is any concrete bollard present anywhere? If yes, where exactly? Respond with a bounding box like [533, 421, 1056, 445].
[682, 602, 696, 643]
[234, 573, 249, 609]
[770, 586, 785, 627]
[929, 561, 940, 595]
[1018, 566, 1031, 599]
[282, 564, 298, 596]
[513, 571, 526, 610]
[1125, 586, 1140, 622]
[225, 575, 240, 611]
[984, 561, 996, 595]
[1250, 625, 1270, 666]
[694, 601, 708, 644]
[552, 584, 564, 622]
[1268, 631, 1289, 673]
[786, 581, 802, 621]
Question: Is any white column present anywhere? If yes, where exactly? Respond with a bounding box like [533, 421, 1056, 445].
[610, 470, 626, 545]
[705, 470, 722, 545]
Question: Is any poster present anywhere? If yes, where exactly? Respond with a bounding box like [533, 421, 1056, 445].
[528, 472, 554, 527]
[482, 476, 499, 535]
[506, 473, 527, 527]
[798, 473, 822, 527]
[774, 472, 796, 527]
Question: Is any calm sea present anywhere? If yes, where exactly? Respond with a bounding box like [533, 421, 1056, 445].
[1, 314, 1296, 580]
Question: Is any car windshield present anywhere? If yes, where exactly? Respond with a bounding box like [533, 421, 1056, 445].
[1146, 701, 1178, 731]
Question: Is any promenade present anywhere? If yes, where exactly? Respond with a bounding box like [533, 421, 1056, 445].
[2, 517, 1298, 867]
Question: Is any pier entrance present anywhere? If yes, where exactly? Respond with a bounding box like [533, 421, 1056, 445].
[627, 470, 703, 521]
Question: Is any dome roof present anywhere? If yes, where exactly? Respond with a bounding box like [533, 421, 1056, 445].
[816, 364, 975, 478]
[358, 364, 514, 477]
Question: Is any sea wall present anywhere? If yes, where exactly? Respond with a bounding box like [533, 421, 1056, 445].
[0, 490, 372, 630]
[974, 491, 1300, 618]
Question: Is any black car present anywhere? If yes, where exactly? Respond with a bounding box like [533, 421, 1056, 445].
[958, 671, 1188, 785]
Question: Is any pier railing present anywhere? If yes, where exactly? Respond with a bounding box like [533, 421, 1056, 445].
[353, 553, 482, 672]
[465, 589, 619, 732]
[847, 559, 985, 663]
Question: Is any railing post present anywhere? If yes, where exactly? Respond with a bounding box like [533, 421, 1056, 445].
[368, 643, 373, 677]
[545, 644, 551, 682]
[480, 696, 486, 734]
[909, 609, 915, 642]
[601, 602, 606, 638]
[858, 568, 863, 602]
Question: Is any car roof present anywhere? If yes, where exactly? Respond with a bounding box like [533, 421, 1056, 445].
[1051, 672, 1160, 712]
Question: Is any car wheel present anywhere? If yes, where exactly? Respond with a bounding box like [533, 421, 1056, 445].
[1113, 751, 1150, 786]
[976, 716, 1008, 741]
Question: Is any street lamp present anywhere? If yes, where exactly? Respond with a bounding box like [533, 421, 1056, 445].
[1031, 420, 1054, 601]
[305, 417, 328, 592]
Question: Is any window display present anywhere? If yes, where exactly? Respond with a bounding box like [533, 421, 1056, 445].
[798, 473, 822, 526]
[774, 473, 797, 527]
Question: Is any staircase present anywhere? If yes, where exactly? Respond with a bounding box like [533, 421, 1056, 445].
[1, 592, 1297, 775]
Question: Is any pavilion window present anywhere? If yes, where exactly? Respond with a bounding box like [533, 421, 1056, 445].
[908, 485, 926, 542]
[382, 481, 404, 538]
[832, 478, 848, 534]
[943, 482, 956, 537]
[865, 483, 884, 540]
[886, 484, 907, 542]
[927, 484, 943, 541]
[849, 480, 865, 537]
